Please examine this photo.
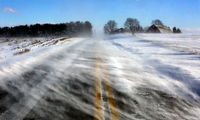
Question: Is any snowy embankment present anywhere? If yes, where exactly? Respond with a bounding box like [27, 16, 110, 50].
[136, 33, 200, 55]
[0, 37, 83, 69]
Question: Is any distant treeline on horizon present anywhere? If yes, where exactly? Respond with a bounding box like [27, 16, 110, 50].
[104, 18, 181, 34]
[0, 21, 92, 37]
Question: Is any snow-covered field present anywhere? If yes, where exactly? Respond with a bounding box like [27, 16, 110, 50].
[0, 37, 81, 69]
[136, 33, 200, 54]
[107, 34, 200, 100]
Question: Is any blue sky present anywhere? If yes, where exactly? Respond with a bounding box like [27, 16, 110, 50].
[0, 0, 200, 31]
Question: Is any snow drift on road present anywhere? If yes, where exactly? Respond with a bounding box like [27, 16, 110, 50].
[104, 34, 200, 100]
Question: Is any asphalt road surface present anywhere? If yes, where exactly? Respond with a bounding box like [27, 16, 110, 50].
[0, 34, 200, 120]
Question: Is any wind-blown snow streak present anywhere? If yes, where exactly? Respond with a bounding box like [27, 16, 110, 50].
[100, 34, 200, 119]
[0, 34, 200, 120]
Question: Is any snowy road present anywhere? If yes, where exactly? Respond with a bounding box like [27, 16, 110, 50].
[0, 34, 200, 120]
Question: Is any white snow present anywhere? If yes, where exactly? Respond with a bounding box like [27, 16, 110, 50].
[136, 33, 200, 54]
[94, 34, 200, 119]
[102, 33, 200, 100]
[0, 34, 200, 119]
[0, 37, 83, 70]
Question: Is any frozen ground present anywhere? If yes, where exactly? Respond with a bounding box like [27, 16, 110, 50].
[136, 33, 200, 55]
[0, 34, 200, 120]
[0, 37, 77, 69]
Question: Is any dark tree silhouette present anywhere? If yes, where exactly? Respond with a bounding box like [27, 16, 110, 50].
[0, 21, 93, 37]
[124, 18, 143, 33]
[176, 28, 181, 33]
[173, 27, 177, 33]
[84, 21, 92, 34]
[151, 19, 164, 26]
[104, 20, 117, 34]
[173, 27, 182, 33]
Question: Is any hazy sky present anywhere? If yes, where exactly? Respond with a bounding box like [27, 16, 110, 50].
[0, 0, 200, 31]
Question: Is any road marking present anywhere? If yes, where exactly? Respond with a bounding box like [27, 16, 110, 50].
[99, 58, 120, 120]
[94, 57, 104, 120]
[94, 47, 120, 120]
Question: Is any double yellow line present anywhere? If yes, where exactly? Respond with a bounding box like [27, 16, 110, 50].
[94, 57, 104, 120]
[94, 56, 120, 120]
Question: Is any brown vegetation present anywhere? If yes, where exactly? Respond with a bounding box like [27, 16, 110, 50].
[53, 40, 59, 45]
[14, 48, 30, 56]
[32, 40, 42, 45]
[60, 37, 68, 41]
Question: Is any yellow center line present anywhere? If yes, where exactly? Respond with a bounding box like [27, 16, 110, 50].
[99, 58, 120, 120]
[94, 57, 103, 120]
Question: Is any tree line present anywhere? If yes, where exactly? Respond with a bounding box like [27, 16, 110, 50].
[104, 18, 181, 34]
[0, 21, 92, 37]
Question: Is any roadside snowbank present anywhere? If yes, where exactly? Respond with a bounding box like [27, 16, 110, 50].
[0, 37, 84, 70]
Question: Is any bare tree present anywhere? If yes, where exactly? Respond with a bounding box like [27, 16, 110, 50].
[173, 27, 177, 33]
[151, 19, 164, 26]
[173, 27, 182, 33]
[176, 28, 181, 33]
[124, 18, 143, 33]
[104, 20, 117, 34]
